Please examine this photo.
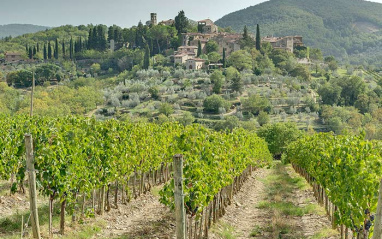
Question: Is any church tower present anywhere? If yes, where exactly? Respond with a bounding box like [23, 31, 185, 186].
[151, 13, 157, 26]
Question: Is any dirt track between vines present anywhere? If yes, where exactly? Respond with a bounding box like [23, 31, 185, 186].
[95, 165, 338, 239]
[1, 165, 339, 239]
[209, 165, 339, 239]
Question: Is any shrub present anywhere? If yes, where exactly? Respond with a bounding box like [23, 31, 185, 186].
[203, 94, 229, 113]
[159, 102, 174, 116]
[257, 122, 303, 158]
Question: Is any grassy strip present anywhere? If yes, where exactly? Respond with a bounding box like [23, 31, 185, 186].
[251, 163, 325, 237]
[211, 222, 237, 239]
[0, 200, 105, 239]
[256, 201, 321, 217]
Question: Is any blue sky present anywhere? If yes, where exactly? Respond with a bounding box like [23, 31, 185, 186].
[1, 0, 382, 27]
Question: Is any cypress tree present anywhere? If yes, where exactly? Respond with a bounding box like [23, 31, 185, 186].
[33, 46, 37, 56]
[222, 48, 226, 68]
[143, 44, 150, 70]
[243, 25, 249, 40]
[256, 24, 261, 51]
[174, 10, 189, 35]
[92, 26, 97, 50]
[97, 25, 107, 51]
[79, 37, 83, 52]
[37, 43, 40, 52]
[114, 28, 122, 43]
[48, 42, 52, 59]
[54, 39, 59, 59]
[43, 44, 47, 60]
[28, 47, 33, 59]
[108, 26, 114, 42]
[62, 41, 66, 57]
[74, 40, 78, 53]
[25, 44, 28, 54]
[149, 38, 154, 56]
[70, 37, 74, 60]
[135, 21, 144, 48]
[88, 28, 93, 50]
[197, 40, 202, 57]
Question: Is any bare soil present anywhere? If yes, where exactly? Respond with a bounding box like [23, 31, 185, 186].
[209, 166, 339, 239]
[95, 186, 176, 239]
[1, 165, 340, 239]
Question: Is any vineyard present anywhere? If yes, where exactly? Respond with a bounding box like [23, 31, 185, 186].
[286, 133, 382, 238]
[0, 115, 272, 238]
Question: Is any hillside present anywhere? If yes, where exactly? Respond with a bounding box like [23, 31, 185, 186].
[0, 25, 89, 55]
[216, 0, 382, 67]
[0, 24, 50, 38]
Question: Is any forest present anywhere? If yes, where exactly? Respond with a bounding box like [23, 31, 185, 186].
[216, 0, 382, 68]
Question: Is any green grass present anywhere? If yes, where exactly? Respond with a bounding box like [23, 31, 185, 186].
[60, 220, 105, 239]
[252, 163, 328, 237]
[211, 222, 237, 239]
[311, 227, 339, 239]
[259, 164, 310, 199]
[249, 225, 262, 237]
[256, 201, 321, 216]
[0, 200, 106, 239]
[151, 185, 161, 197]
[0, 204, 54, 234]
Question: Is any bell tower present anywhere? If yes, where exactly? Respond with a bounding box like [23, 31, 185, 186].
[151, 13, 157, 26]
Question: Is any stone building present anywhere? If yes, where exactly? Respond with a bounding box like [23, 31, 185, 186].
[151, 13, 157, 26]
[186, 58, 205, 70]
[181, 33, 215, 48]
[212, 33, 242, 56]
[262, 36, 304, 53]
[177, 46, 198, 55]
[159, 19, 175, 26]
[5, 52, 23, 62]
[198, 19, 219, 34]
[174, 53, 189, 64]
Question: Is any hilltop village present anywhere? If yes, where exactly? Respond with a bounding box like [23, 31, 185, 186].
[2, 13, 305, 71]
[147, 13, 304, 70]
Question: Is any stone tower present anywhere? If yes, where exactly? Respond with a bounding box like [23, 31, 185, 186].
[151, 13, 157, 26]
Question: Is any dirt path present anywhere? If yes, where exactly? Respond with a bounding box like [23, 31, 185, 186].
[86, 105, 102, 118]
[209, 168, 271, 239]
[96, 187, 176, 239]
[287, 167, 337, 238]
[1, 165, 340, 239]
[209, 164, 339, 239]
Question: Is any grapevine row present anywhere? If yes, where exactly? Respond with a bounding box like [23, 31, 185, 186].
[0, 114, 272, 236]
[286, 133, 382, 237]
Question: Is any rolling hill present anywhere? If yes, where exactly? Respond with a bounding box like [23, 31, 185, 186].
[216, 0, 382, 67]
[0, 24, 50, 38]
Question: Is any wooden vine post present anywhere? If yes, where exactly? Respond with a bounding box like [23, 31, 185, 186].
[174, 154, 186, 239]
[25, 134, 41, 239]
[372, 179, 382, 239]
